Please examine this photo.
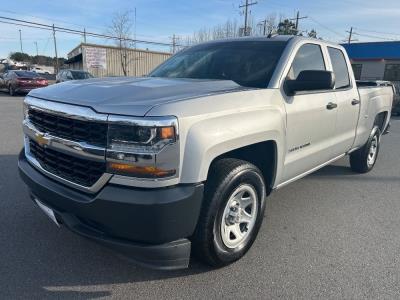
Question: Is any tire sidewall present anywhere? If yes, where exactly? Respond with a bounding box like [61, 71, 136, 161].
[211, 168, 266, 263]
[364, 127, 381, 171]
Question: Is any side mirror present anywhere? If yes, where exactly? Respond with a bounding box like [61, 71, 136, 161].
[285, 70, 335, 96]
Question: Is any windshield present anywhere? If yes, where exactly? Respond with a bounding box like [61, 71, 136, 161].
[71, 71, 93, 79]
[150, 41, 287, 88]
[14, 71, 40, 78]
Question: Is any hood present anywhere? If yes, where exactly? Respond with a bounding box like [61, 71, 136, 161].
[28, 77, 246, 116]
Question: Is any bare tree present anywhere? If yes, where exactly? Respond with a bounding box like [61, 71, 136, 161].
[183, 12, 319, 47]
[265, 14, 277, 35]
[107, 10, 134, 76]
[308, 29, 318, 38]
[185, 19, 241, 47]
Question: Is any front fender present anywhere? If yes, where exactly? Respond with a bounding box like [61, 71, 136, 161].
[180, 108, 286, 184]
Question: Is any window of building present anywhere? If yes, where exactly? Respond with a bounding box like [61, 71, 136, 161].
[287, 44, 326, 80]
[384, 64, 400, 81]
[328, 47, 350, 89]
[351, 64, 362, 80]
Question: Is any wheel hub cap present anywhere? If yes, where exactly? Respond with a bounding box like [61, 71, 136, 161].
[220, 184, 258, 249]
[367, 135, 378, 167]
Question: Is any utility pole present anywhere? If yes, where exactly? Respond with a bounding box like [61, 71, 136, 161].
[239, 0, 258, 36]
[347, 27, 354, 44]
[34, 41, 38, 56]
[171, 34, 179, 54]
[19, 29, 23, 53]
[258, 19, 267, 35]
[290, 11, 308, 30]
[52, 24, 59, 74]
[134, 7, 137, 76]
[83, 28, 87, 43]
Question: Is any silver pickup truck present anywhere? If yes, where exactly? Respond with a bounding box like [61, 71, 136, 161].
[18, 36, 393, 270]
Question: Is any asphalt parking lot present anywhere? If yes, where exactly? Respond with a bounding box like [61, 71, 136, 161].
[1, 92, 399, 299]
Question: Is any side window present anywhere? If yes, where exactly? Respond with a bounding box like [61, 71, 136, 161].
[288, 44, 326, 80]
[352, 64, 362, 80]
[328, 47, 350, 89]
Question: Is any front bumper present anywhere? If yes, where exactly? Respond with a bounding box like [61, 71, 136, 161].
[16, 87, 38, 93]
[18, 150, 204, 270]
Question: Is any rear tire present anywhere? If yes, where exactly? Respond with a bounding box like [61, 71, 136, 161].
[192, 158, 267, 267]
[350, 126, 381, 173]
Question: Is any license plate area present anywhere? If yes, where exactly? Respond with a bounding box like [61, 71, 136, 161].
[34, 198, 60, 227]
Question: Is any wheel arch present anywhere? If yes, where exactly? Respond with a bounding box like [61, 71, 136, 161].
[374, 111, 389, 133]
[207, 140, 278, 194]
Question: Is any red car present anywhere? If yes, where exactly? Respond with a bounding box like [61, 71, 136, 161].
[0, 70, 48, 96]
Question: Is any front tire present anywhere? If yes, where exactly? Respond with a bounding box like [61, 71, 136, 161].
[350, 126, 381, 173]
[192, 158, 266, 267]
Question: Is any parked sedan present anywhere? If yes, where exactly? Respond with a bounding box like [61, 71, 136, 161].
[0, 71, 48, 96]
[56, 69, 94, 83]
[31, 67, 51, 75]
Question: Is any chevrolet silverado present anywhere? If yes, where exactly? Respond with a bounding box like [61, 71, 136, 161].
[18, 36, 393, 270]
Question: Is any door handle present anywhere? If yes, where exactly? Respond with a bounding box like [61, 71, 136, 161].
[351, 99, 360, 105]
[326, 102, 338, 110]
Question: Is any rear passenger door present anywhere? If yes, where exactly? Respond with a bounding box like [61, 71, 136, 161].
[327, 47, 360, 156]
[281, 43, 337, 182]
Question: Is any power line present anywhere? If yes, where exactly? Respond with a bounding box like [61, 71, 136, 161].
[353, 27, 400, 39]
[0, 9, 109, 32]
[352, 32, 399, 41]
[307, 16, 346, 39]
[0, 15, 177, 47]
[289, 11, 307, 30]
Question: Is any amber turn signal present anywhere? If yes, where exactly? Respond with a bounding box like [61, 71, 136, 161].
[159, 126, 175, 140]
[108, 162, 176, 178]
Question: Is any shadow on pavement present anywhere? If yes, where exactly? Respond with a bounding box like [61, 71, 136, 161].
[311, 164, 355, 177]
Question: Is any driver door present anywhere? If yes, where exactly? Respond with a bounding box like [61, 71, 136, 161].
[281, 43, 338, 182]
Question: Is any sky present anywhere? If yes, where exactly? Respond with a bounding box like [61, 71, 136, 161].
[1, 0, 400, 59]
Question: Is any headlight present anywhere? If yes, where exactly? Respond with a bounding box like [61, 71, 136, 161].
[108, 124, 176, 153]
[106, 116, 179, 179]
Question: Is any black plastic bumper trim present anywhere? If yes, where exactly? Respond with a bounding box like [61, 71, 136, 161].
[19, 149, 204, 270]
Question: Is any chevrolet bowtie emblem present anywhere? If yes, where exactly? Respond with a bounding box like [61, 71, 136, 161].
[35, 133, 49, 147]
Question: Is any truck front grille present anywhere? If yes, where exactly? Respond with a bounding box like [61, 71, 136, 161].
[29, 139, 105, 187]
[28, 109, 108, 147]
